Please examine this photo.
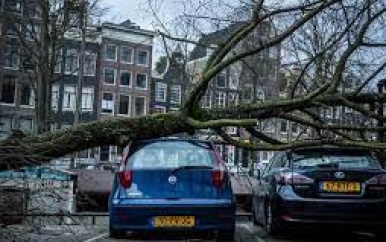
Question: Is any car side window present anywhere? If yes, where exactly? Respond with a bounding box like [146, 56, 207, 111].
[263, 152, 289, 177]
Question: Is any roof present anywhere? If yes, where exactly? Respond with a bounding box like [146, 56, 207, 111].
[189, 22, 247, 61]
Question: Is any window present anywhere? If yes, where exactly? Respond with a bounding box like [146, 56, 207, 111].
[20, 83, 34, 107]
[82, 87, 94, 111]
[134, 96, 146, 116]
[169, 107, 179, 112]
[202, 91, 212, 108]
[280, 120, 288, 133]
[65, 49, 78, 74]
[136, 73, 147, 89]
[54, 49, 62, 73]
[63, 85, 76, 111]
[105, 44, 117, 61]
[155, 82, 167, 102]
[228, 93, 239, 106]
[6, 0, 22, 14]
[137, 50, 149, 66]
[0, 117, 12, 139]
[170, 85, 181, 104]
[121, 46, 133, 63]
[227, 127, 238, 135]
[19, 119, 34, 134]
[215, 92, 226, 107]
[23, 49, 36, 71]
[4, 38, 19, 69]
[102, 92, 114, 114]
[120, 71, 131, 87]
[84, 52, 96, 76]
[28, 4, 42, 19]
[0, 78, 16, 104]
[104, 68, 116, 85]
[256, 89, 265, 101]
[5, 24, 19, 37]
[216, 71, 226, 88]
[118, 95, 130, 116]
[154, 105, 166, 114]
[243, 84, 253, 101]
[51, 85, 59, 110]
[25, 23, 40, 41]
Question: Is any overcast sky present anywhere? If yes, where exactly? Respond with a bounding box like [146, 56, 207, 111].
[100, 0, 175, 30]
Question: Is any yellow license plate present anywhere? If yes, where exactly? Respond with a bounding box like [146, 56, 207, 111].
[321, 181, 361, 193]
[153, 216, 195, 228]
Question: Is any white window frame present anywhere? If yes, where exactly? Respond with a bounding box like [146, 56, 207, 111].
[169, 107, 180, 112]
[81, 87, 94, 112]
[64, 49, 78, 75]
[4, 37, 19, 70]
[120, 46, 133, 64]
[135, 73, 148, 90]
[118, 94, 131, 116]
[101, 92, 115, 115]
[62, 85, 76, 111]
[84, 52, 97, 77]
[155, 82, 167, 102]
[0, 78, 17, 106]
[202, 91, 212, 108]
[51, 84, 59, 111]
[134, 96, 147, 116]
[120, 70, 132, 87]
[54, 48, 62, 73]
[154, 105, 166, 114]
[19, 82, 35, 108]
[136, 49, 149, 66]
[105, 44, 117, 61]
[103, 68, 116, 85]
[170, 85, 181, 104]
[216, 92, 226, 107]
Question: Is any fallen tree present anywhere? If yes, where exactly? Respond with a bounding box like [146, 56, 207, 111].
[2, 0, 386, 171]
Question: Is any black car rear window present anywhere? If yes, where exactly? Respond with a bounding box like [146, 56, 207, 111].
[126, 140, 215, 169]
[291, 150, 382, 170]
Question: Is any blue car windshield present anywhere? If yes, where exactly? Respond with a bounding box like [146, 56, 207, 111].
[292, 152, 381, 170]
[126, 141, 215, 169]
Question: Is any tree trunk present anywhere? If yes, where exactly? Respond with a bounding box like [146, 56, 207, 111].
[0, 113, 193, 171]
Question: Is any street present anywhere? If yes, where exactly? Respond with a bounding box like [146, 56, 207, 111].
[0, 217, 381, 242]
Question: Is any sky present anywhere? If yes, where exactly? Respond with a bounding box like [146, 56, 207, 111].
[100, 0, 174, 30]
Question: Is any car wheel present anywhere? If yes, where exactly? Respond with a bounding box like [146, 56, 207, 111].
[217, 229, 235, 241]
[109, 227, 126, 238]
[264, 202, 284, 236]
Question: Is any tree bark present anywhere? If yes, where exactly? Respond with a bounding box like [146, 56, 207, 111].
[0, 113, 193, 171]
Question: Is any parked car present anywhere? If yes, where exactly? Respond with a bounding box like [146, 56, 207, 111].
[109, 137, 236, 241]
[252, 146, 386, 237]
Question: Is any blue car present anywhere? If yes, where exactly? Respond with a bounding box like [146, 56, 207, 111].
[252, 147, 386, 238]
[109, 138, 236, 240]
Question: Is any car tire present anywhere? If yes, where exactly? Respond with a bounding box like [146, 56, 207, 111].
[109, 227, 126, 238]
[217, 229, 235, 241]
[264, 202, 284, 236]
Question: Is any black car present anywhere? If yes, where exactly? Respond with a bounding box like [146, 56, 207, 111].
[252, 147, 386, 237]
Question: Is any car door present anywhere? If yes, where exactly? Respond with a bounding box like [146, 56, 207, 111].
[253, 153, 284, 221]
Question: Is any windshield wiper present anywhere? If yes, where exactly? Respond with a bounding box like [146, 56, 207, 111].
[171, 165, 213, 174]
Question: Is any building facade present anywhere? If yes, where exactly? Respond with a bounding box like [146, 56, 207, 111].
[150, 52, 188, 114]
[187, 21, 281, 168]
[98, 20, 156, 163]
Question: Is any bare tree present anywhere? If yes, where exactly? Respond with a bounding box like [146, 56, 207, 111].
[2, 0, 105, 133]
[2, 0, 386, 171]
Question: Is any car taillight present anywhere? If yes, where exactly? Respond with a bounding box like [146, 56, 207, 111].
[275, 172, 314, 185]
[213, 169, 224, 188]
[117, 170, 132, 188]
[365, 174, 386, 185]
